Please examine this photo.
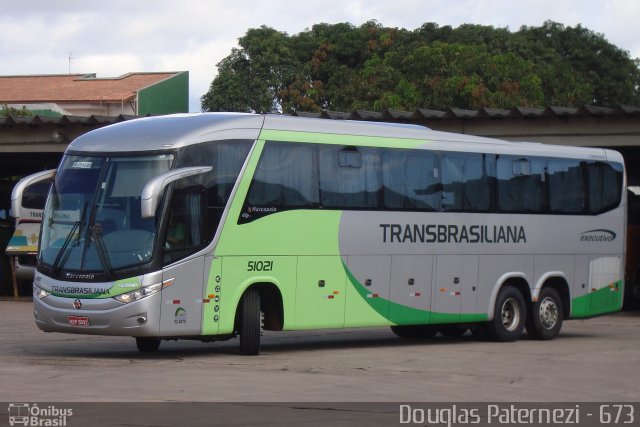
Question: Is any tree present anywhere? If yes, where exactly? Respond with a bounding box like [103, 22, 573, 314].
[1, 104, 33, 117]
[201, 21, 640, 113]
[201, 26, 297, 113]
[517, 21, 639, 106]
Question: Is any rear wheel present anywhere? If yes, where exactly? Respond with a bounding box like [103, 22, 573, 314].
[239, 288, 262, 355]
[526, 287, 564, 340]
[135, 337, 161, 353]
[390, 325, 437, 339]
[487, 285, 526, 342]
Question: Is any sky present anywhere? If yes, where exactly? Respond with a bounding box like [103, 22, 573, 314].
[1, 0, 639, 113]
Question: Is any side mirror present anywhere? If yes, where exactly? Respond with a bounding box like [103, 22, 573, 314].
[140, 166, 212, 218]
[10, 169, 56, 218]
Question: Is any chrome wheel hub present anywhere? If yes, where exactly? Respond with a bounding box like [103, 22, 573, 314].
[539, 297, 559, 329]
[501, 297, 521, 332]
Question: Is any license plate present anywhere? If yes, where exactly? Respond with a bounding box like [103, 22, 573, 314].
[68, 315, 90, 327]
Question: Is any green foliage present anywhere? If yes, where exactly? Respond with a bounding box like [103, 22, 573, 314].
[201, 20, 640, 113]
[1, 104, 33, 117]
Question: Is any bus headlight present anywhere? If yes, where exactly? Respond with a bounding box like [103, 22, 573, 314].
[115, 282, 162, 303]
[114, 279, 173, 304]
[33, 283, 50, 299]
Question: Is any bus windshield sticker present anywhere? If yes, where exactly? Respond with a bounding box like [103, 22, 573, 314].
[72, 161, 92, 169]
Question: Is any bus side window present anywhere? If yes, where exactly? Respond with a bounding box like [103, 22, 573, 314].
[163, 187, 205, 265]
[441, 152, 493, 212]
[319, 146, 382, 209]
[246, 142, 318, 208]
[588, 161, 623, 214]
[382, 149, 441, 211]
[177, 139, 252, 240]
[512, 158, 531, 176]
[23, 180, 52, 210]
[338, 149, 363, 168]
[548, 158, 586, 214]
[497, 156, 546, 213]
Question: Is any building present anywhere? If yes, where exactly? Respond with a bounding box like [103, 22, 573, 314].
[0, 72, 189, 296]
[0, 72, 188, 117]
[0, 71, 189, 182]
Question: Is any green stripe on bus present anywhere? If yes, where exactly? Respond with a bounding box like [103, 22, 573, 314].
[342, 260, 487, 325]
[571, 280, 624, 318]
[258, 129, 427, 148]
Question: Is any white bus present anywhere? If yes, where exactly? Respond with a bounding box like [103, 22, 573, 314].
[29, 113, 625, 354]
[6, 170, 55, 283]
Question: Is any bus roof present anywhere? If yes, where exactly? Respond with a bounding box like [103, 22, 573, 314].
[67, 113, 266, 153]
[66, 112, 622, 163]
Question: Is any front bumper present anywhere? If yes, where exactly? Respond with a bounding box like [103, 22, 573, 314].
[34, 291, 162, 337]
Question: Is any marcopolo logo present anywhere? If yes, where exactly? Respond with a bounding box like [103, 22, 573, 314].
[8, 403, 72, 426]
[579, 229, 616, 242]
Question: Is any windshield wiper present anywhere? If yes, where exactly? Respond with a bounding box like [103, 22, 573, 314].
[50, 202, 88, 276]
[89, 224, 114, 280]
[50, 221, 79, 276]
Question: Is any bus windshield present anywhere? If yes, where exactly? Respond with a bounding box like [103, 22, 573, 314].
[39, 154, 174, 276]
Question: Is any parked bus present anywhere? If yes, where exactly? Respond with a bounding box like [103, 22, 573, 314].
[624, 188, 640, 305]
[6, 170, 55, 283]
[29, 113, 625, 355]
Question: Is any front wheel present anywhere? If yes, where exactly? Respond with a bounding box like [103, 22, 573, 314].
[487, 285, 526, 342]
[526, 287, 564, 340]
[239, 288, 262, 355]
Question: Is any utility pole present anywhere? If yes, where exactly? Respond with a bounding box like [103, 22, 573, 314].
[68, 52, 74, 74]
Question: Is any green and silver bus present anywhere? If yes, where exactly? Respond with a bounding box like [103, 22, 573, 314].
[31, 113, 626, 355]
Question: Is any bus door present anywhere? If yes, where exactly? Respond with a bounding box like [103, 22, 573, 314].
[158, 189, 206, 335]
[160, 256, 205, 335]
[433, 255, 478, 322]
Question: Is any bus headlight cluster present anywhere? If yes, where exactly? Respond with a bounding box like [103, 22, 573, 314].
[33, 283, 50, 299]
[114, 279, 174, 304]
[115, 282, 163, 304]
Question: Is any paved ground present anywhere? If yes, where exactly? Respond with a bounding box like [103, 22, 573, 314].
[1, 299, 639, 405]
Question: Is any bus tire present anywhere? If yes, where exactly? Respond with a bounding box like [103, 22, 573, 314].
[526, 287, 563, 340]
[136, 337, 161, 353]
[390, 325, 437, 339]
[239, 288, 261, 356]
[487, 285, 526, 342]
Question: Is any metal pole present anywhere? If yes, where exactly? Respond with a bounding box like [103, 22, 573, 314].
[9, 256, 19, 299]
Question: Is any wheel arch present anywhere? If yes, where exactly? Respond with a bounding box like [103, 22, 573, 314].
[233, 281, 284, 332]
[487, 273, 531, 321]
[535, 274, 571, 319]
